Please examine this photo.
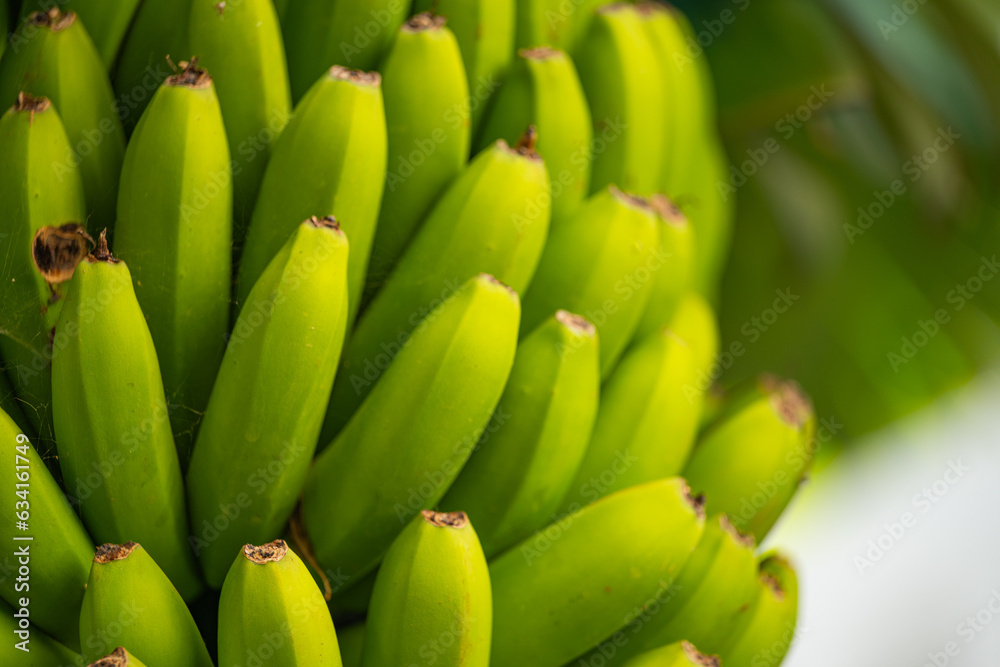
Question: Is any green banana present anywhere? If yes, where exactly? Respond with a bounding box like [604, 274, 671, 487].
[187, 217, 350, 589]
[477, 45, 592, 223]
[87, 647, 149, 666]
[320, 130, 549, 442]
[717, 553, 799, 667]
[618, 642, 720, 667]
[412, 0, 515, 135]
[439, 310, 600, 558]
[282, 0, 409, 102]
[79, 542, 212, 666]
[632, 196, 696, 343]
[0, 93, 87, 448]
[678, 138, 734, 298]
[668, 292, 720, 393]
[0, 9, 126, 230]
[219, 540, 342, 666]
[514, 0, 606, 54]
[520, 185, 660, 379]
[577, 514, 759, 665]
[237, 65, 385, 325]
[301, 273, 520, 591]
[113, 0, 191, 134]
[20, 0, 143, 68]
[1, 599, 83, 666]
[362, 511, 491, 667]
[338, 623, 365, 667]
[51, 234, 203, 601]
[684, 377, 816, 541]
[0, 406, 92, 650]
[365, 13, 470, 293]
[560, 327, 702, 512]
[188, 0, 291, 234]
[114, 60, 232, 465]
[489, 478, 705, 667]
[573, 3, 666, 196]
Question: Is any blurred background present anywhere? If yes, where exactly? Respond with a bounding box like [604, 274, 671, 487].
[672, 0, 1000, 663]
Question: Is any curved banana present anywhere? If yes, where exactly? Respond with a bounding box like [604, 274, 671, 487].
[577, 514, 758, 665]
[20, 0, 143, 68]
[514, 0, 606, 54]
[412, 0, 515, 135]
[573, 3, 666, 196]
[560, 327, 701, 512]
[187, 217, 350, 589]
[362, 511, 491, 666]
[337, 623, 365, 667]
[237, 66, 385, 325]
[87, 647, 149, 666]
[51, 234, 202, 601]
[301, 274, 520, 592]
[717, 553, 799, 667]
[1, 599, 82, 666]
[668, 292, 720, 393]
[477, 46, 592, 223]
[439, 310, 600, 559]
[365, 14, 469, 294]
[0, 9, 126, 232]
[489, 478, 705, 667]
[320, 130, 549, 442]
[282, 0, 409, 102]
[520, 185, 660, 379]
[632, 196, 696, 343]
[219, 540, 342, 666]
[114, 60, 232, 466]
[0, 407, 92, 650]
[113, 0, 192, 134]
[684, 377, 816, 541]
[0, 93, 87, 447]
[79, 542, 212, 666]
[188, 0, 291, 234]
[619, 642, 720, 667]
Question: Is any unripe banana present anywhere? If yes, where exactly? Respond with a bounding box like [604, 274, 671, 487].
[573, 3, 666, 196]
[680, 138, 734, 298]
[439, 310, 599, 558]
[717, 553, 799, 667]
[337, 623, 365, 667]
[320, 132, 548, 442]
[51, 234, 202, 601]
[520, 185, 659, 379]
[79, 542, 212, 666]
[237, 66, 385, 325]
[477, 46, 592, 223]
[514, 0, 606, 54]
[219, 540, 342, 666]
[0, 407, 92, 650]
[282, 0, 409, 102]
[362, 511, 491, 667]
[412, 0, 515, 135]
[577, 514, 758, 665]
[1, 599, 82, 666]
[87, 647, 149, 666]
[560, 327, 701, 512]
[0, 9, 126, 229]
[188, 217, 350, 589]
[684, 377, 816, 541]
[188, 0, 291, 233]
[667, 292, 720, 388]
[301, 274, 519, 591]
[114, 60, 232, 466]
[113, 0, 191, 133]
[632, 196, 696, 343]
[618, 642, 720, 667]
[20, 0, 143, 68]
[490, 478, 705, 667]
[365, 14, 469, 293]
[0, 93, 87, 447]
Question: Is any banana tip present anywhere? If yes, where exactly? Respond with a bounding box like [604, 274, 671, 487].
[610, 186, 655, 215]
[556, 310, 596, 336]
[329, 65, 381, 87]
[681, 642, 721, 667]
[761, 375, 813, 428]
[89, 229, 119, 264]
[719, 514, 756, 549]
[243, 540, 288, 564]
[94, 542, 139, 564]
[519, 46, 561, 61]
[166, 57, 212, 89]
[306, 215, 341, 232]
[88, 647, 130, 667]
[405, 12, 447, 32]
[421, 510, 469, 528]
[13, 92, 50, 114]
[29, 7, 75, 31]
[682, 484, 707, 519]
[650, 194, 688, 227]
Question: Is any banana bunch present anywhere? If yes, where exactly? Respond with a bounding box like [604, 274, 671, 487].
[0, 1, 815, 666]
